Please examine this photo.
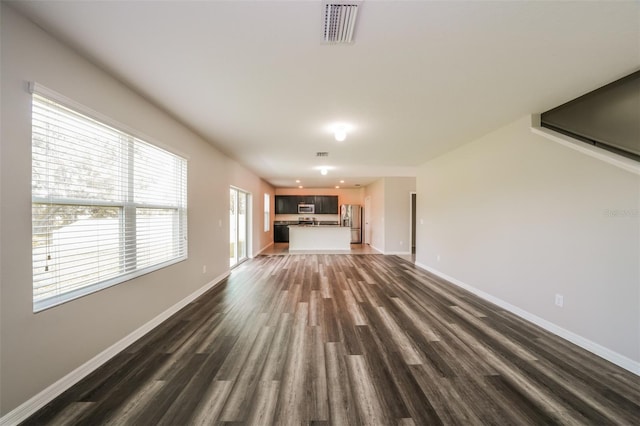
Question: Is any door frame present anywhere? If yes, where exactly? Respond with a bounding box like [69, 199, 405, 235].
[364, 196, 372, 245]
[230, 186, 251, 268]
[409, 192, 416, 254]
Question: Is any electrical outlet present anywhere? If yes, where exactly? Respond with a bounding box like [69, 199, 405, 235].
[202, 265, 207, 274]
[400, 241, 403, 246]
[437, 255, 441, 262]
[555, 294, 563, 307]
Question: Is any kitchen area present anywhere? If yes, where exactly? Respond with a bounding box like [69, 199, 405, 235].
[273, 194, 362, 252]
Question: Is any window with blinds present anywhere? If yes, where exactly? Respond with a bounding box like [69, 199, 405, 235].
[264, 193, 270, 232]
[31, 89, 188, 312]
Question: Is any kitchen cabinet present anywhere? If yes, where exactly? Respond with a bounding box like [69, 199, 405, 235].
[274, 195, 339, 214]
[299, 196, 315, 205]
[275, 196, 298, 214]
[274, 224, 290, 242]
[315, 195, 338, 214]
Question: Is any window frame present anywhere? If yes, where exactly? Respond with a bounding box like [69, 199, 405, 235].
[30, 83, 188, 312]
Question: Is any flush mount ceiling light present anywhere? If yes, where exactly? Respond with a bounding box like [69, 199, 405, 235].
[322, 1, 361, 44]
[316, 165, 333, 176]
[328, 122, 353, 141]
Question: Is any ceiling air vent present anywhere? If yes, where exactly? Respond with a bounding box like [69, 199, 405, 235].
[316, 151, 329, 157]
[322, 2, 360, 44]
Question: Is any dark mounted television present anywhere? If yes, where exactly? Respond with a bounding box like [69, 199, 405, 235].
[541, 70, 639, 162]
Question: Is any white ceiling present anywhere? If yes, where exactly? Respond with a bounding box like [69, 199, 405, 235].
[9, 0, 640, 188]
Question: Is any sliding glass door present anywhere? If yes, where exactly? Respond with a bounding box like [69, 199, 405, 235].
[230, 187, 249, 267]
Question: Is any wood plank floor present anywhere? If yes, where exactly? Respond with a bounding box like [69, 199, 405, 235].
[22, 254, 640, 425]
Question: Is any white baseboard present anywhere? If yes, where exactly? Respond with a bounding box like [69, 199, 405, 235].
[0, 272, 230, 426]
[369, 246, 410, 256]
[415, 261, 640, 376]
[369, 244, 385, 254]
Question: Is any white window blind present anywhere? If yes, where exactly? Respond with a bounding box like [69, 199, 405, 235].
[31, 90, 187, 312]
[264, 193, 270, 232]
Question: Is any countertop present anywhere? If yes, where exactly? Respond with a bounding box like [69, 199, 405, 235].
[275, 221, 340, 226]
[288, 224, 341, 228]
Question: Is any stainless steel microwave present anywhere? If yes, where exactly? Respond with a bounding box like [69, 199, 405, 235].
[298, 203, 315, 214]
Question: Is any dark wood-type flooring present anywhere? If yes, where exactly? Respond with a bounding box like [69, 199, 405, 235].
[23, 254, 640, 425]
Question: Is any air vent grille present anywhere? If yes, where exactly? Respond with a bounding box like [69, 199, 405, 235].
[323, 2, 359, 44]
[316, 151, 329, 157]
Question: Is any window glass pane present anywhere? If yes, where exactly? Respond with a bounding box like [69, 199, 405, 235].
[32, 97, 124, 202]
[264, 193, 270, 232]
[33, 205, 122, 304]
[230, 188, 237, 267]
[238, 192, 247, 260]
[136, 208, 182, 269]
[134, 139, 186, 206]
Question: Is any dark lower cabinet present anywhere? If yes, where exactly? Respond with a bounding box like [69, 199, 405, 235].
[274, 224, 289, 243]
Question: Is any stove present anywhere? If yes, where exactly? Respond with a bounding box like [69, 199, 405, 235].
[298, 217, 316, 225]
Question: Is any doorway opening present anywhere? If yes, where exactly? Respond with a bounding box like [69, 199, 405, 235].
[410, 192, 416, 255]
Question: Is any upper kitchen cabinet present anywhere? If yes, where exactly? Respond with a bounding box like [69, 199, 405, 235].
[298, 196, 316, 205]
[315, 195, 339, 214]
[275, 195, 339, 214]
[275, 196, 298, 214]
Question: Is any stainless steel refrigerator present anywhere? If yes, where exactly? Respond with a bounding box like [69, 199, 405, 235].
[340, 204, 362, 243]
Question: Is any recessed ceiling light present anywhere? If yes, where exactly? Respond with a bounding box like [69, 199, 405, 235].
[298, 185, 303, 189]
[340, 180, 345, 183]
[335, 185, 340, 189]
[295, 179, 300, 183]
[320, 168, 328, 176]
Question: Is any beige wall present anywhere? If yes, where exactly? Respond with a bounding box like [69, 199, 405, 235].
[383, 177, 417, 254]
[364, 179, 386, 252]
[0, 5, 273, 414]
[229, 161, 275, 255]
[415, 116, 640, 364]
[364, 178, 416, 254]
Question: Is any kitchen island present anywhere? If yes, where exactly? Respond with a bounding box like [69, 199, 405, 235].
[288, 225, 351, 251]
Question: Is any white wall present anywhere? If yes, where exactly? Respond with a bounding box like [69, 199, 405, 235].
[0, 4, 273, 414]
[415, 116, 640, 365]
